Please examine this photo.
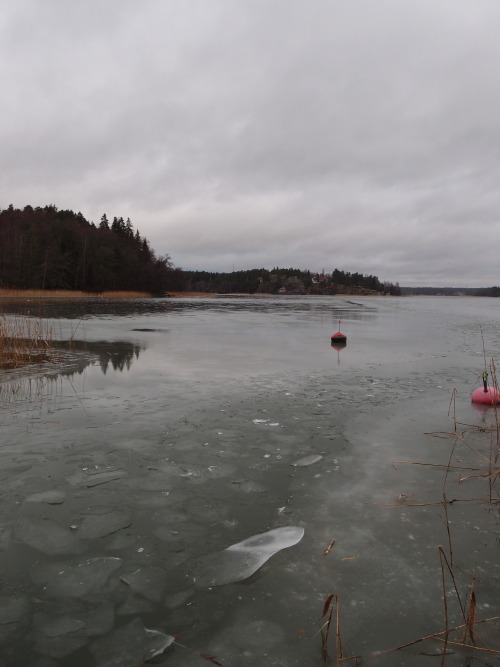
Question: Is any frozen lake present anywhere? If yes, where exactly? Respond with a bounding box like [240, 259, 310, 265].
[0, 295, 499, 666]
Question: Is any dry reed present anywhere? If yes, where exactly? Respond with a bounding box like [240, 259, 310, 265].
[323, 354, 500, 665]
[316, 595, 360, 666]
[0, 314, 54, 369]
[379, 359, 500, 663]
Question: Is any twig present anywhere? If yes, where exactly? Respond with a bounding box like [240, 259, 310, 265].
[441, 497, 454, 568]
[367, 497, 500, 507]
[427, 431, 500, 471]
[435, 637, 500, 655]
[392, 461, 480, 471]
[324, 540, 336, 556]
[376, 615, 500, 655]
[448, 388, 458, 434]
[335, 595, 343, 666]
[320, 594, 334, 666]
[463, 574, 477, 645]
[173, 641, 224, 666]
[438, 547, 450, 666]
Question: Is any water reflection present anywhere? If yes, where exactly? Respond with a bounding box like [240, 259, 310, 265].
[55, 340, 143, 374]
[0, 295, 379, 321]
[0, 374, 62, 405]
[330, 341, 346, 365]
[0, 298, 174, 320]
[1, 340, 143, 407]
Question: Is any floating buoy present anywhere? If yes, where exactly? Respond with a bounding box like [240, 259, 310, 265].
[331, 319, 346, 345]
[471, 371, 500, 405]
[471, 387, 500, 404]
[331, 333, 347, 345]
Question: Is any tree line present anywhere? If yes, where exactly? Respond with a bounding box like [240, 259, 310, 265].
[0, 204, 401, 295]
[0, 204, 182, 293]
[183, 267, 401, 295]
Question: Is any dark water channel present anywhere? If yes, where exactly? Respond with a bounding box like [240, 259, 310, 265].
[0, 296, 499, 666]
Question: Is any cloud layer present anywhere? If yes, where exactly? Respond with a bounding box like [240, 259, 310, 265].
[2, 0, 500, 286]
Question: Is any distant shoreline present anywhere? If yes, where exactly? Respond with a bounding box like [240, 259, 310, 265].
[0, 289, 152, 299]
[0, 289, 220, 299]
[0, 289, 384, 300]
[1, 288, 484, 300]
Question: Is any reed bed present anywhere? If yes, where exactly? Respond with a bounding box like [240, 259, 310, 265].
[0, 314, 54, 369]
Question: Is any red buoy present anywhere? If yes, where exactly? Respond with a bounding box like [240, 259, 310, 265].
[331, 319, 346, 345]
[471, 371, 500, 404]
[471, 386, 500, 405]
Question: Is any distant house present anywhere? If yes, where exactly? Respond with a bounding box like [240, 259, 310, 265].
[278, 287, 287, 294]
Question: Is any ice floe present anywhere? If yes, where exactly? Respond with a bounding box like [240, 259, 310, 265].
[25, 489, 66, 505]
[78, 510, 132, 539]
[90, 617, 174, 667]
[144, 627, 175, 661]
[291, 454, 323, 467]
[34, 613, 85, 638]
[42, 557, 122, 598]
[119, 565, 168, 602]
[194, 526, 304, 587]
[32, 607, 172, 662]
[15, 516, 83, 555]
[0, 596, 28, 625]
[82, 470, 127, 487]
[32, 606, 115, 659]
[117, 594, 154, 616]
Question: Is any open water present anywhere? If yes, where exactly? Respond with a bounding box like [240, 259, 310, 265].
[0, 295, 499, 666]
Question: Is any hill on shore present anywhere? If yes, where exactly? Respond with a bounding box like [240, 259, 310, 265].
[1, 204, 405, 296]
[0, 204, 182, 293]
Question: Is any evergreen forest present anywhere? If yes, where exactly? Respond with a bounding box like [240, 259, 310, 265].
[0, 204, 402, 295]
[0, 205, 182, 293]
[0, 204, 399, 295]
[182, 267, 401, 295]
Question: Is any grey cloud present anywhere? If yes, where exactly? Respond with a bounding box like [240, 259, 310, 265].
[2, 0, 500, 286]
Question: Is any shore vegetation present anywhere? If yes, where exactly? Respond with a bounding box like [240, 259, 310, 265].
[0, 314, 54, 369]
[1, 204, 400, 296]
[0, 204, 181, 294]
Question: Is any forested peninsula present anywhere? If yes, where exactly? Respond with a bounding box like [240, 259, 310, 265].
[0, 204, 400, 295]
[0, 205, 181, 293]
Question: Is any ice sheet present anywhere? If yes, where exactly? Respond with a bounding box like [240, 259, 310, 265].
[194, 526, 304, 587]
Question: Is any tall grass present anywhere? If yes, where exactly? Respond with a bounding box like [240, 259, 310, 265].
[0, 315, 54, 369]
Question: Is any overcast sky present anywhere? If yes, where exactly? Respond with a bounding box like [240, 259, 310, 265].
[2, 1, 500, 286]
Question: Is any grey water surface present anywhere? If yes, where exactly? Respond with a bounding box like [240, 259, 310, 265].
[0, 296, 499, 666]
